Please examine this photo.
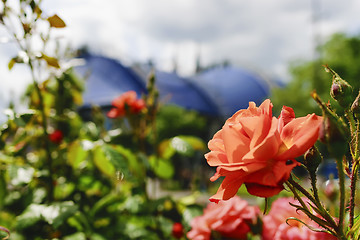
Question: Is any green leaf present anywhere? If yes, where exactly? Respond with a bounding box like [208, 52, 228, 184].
[63, 232, 86, 240]
[348, 215, 360, 239]
[102, 145, 128, 171]
[67, 140, 88, 169]
[67, 211, 92, 234]
[0, 170, 6, 208]
[149, 155, 174, 179]
[112, 145, 146, 178]
[8, 58, 16, 70]
[16, 202, 78, 229]
[178, 135, 206, 151]
[89, 192, 122, 218]
[47, 14, 66, 28]
[93, 145, 115, 178]
[41, 53, 60, 68]
[9, 165, 34, 186]
[182, 205, 203, 226]
[159, 135, 206, 159]
[54, 182, 75, 200]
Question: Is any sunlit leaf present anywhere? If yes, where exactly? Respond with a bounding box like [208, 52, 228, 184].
[103, 144, 132, 177]
[63, 232, 86, 240]
[93, 145, 115, 178]
[347, 215, 360, 239]
[149, 155, 174, 179]
[54, 182, 75, 200]
[158, 139, 175, 159]
[16, 202, 78, 229]
[178, 136, 206, 151]
[158, 135, 206, 159]
[113, 145, 145, 178]
[89, 192, 122, 218]
[67, 141, 88, 169]
[9, 165, 34, 186]
[47, 14, 66, 28]
[8, 58, 16, 70]
[41, 54, 60, 68]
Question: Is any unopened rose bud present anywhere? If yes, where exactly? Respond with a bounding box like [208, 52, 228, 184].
[330, 83, 341, 99]
[325, 65, 353, 108]
[304, 146, 322, 174]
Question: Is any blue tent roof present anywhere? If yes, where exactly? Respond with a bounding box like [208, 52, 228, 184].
[191, 66, 270, 118]
[75, 54, 220, 116]
[75, 54, 146, 107]
[75, 54, 272, 118]
[153, 70, 220, 115]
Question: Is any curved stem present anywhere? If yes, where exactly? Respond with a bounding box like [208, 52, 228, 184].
[285, 181, 337, 236]
[287, 177, 338, 229]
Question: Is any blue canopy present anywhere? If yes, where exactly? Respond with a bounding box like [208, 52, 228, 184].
[76, 54, 220, 116]
[75, 54, 271, 118]
[150, 70, 220, 116]
[191, 66, 270, 118]
[75, 54, 146, 107]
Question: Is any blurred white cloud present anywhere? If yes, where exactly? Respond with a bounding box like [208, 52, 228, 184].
[1, 0, 360, 116]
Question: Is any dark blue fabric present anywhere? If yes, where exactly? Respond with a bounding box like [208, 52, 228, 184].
[153, 70, 220, 116]
[76, 54, 147, 107]
[75, 54, 271, 118]
[191, 66, 270, 118]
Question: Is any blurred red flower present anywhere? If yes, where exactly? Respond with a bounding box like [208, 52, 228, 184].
[262, 197, 337, 240]
[172, 222, 183, 239]
[206, 99, 323, 202]
[107, 91, 145, 118]
[187, 196, 260, 240]
[49, 129, 63, 144]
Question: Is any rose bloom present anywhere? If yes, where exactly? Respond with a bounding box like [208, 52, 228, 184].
[262, 197, 337, 240]
[187, 196, 260, 240]
[206, 99, 323, 202]
[172, 222, 183, 239]
[107, 91, 145, 118]
[49, 129, 63, 144]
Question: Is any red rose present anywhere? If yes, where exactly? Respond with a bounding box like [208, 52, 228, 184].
[172, 222, 183, 239]
[107, 91, 145, 118]
[206, 99, 323, 202]
[49, 129, 63, 144]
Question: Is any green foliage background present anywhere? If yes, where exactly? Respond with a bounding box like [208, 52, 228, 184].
[271, 33, 360, 116]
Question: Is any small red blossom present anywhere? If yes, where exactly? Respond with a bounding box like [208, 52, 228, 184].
[205, 99, 323, 202]
[107, 91, 145, 118]
[49, 129, 63, 144]
[172, 222, 183, 239]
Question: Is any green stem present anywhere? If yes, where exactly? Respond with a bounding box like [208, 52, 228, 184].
[335, 157, 346, 238]
[29, 60, 54, 202]
[285, 181, 336, 236]
[287, 177, 338, 229]
[349, 163, 358, 229]
[349, 120, 360, 229]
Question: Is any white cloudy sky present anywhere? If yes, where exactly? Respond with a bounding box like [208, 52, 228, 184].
[0, 0, 360, 114]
